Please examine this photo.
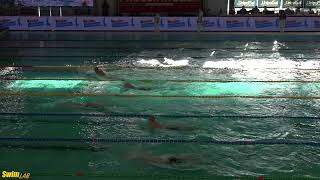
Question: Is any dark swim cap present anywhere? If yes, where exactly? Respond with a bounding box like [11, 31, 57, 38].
[168, 156, 183, 164]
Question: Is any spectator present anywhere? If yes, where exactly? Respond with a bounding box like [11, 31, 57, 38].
[229, 8, 235, 15]
[251, 6, 260, 15]
[82, 0, 88, 7]
[239, 6, 247, 15]
[219, 8, 223, 16]
[154, 13, 160, 32]
[102, 0, 109, 16]
[262, 6, 268, 15]
[284, 7, 293, 15]
[197, 9, 204, 32]
[295, 7, 301, 15]
[308, 7, 315, 14]
[279, 10, 286, 32]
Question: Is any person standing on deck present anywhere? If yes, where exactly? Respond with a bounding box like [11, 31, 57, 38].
[155, 13, 161, 32]
[279, 10, 286, 33]
[197, 9, 204, 32]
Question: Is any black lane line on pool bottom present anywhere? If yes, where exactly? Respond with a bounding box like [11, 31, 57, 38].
[0, 137, 320, 147]
[1, 112, 320, 120]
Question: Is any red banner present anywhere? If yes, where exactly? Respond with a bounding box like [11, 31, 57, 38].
[119, 0, 201, 14]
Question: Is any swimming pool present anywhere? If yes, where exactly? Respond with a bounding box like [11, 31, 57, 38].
[0, 32, 320, 179]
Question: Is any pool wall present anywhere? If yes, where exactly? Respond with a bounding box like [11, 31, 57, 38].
[0, 16, 319, 32]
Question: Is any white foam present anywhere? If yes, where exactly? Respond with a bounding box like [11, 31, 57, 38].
[162, 57, 189, 67]
[203, 59, 320, 70]
[136, 59, 162, 67]
[135, 58, 189, 67]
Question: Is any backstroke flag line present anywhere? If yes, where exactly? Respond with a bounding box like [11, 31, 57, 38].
[15, 0, 93, 6]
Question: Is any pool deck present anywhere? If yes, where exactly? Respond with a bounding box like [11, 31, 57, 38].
[6, 29, 320, 35]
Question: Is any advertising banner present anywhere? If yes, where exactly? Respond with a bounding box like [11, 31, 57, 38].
[202, 17, 222, 31]
[258, 0, 280, 7]
[0, 16, 21, 30]
[108, 17, 136, 31]
[220, 17, 252, 31]
[15, 0, 93, 7]
[52, 16, 77, 30]
[20, 16, 52, 30]
[252, 17, 279, 31]
[282, 0, 302, 7]
[1, 16, 320, 32]
[304, 0, 320, 7]
[135, 17, 164, 31]
[235, 0, 257, 7]
[285, 17, 309, 31]
[164, 17, 197, 31]
[77, 17, 106, 30]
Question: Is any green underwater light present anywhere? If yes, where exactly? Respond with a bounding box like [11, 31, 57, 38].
[7, 80, 84, 89]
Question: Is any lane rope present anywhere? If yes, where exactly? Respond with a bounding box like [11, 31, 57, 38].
[0, 92, 320, 99]
[1, 65, 320, 71]
[0, 55, 319, 60]
[0, 137, 320, 146]
[0, 46, 320, 51]
[1, 112, 320, 119]
[3, 38, 320, 43]
[1, 78, 320, 83]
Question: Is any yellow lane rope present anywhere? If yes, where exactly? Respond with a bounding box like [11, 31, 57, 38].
[2, 65, 320, 71]
[1, 78, 320, 83]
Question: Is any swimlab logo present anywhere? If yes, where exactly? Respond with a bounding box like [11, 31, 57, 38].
[167, 19, 186, 28]
[2, 171, 30, 179]
[255, 20, 273, 28]
[83, 19, 102, 28]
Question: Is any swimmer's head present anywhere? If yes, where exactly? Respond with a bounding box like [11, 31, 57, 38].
[94, 67, 100, 72]
[149, 116, 156, 122]
[94, 66, 106, 77]
[168, 156, 183, 164]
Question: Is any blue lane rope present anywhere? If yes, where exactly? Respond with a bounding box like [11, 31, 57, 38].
[1, 112, 320, 119]
[0, 137, 319, 146]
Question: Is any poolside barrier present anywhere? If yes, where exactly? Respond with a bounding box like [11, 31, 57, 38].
[0, 16, 320, 32]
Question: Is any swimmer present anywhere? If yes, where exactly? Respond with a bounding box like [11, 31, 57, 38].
[94, 66, 153, 91]
[128, 152, 202, 168]
[123, 81, 153, 91]
[94, 67, 107, 77]
[148, 116, 194, 131]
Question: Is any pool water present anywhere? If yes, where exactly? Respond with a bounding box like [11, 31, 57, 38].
[0, 32, 320, 180]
